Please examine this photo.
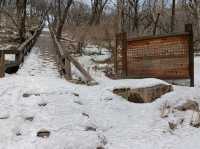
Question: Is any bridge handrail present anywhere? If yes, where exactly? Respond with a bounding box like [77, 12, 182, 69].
[0, 23, 44, 77]
[15, 24, 44, 64]
[17, 24, 43, 52]
[48, 26, 96, 85]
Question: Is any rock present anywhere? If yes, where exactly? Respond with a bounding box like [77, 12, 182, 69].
[37, 129, 50, 138]
[175, 100, 199, 112]
[113, 84, 173, 103]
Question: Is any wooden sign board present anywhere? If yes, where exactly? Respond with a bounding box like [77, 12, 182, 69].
[115, 25, 194, 86]
[127, 34, 190, 79]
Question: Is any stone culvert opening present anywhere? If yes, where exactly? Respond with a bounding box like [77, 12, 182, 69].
[113, 84, 173, 103]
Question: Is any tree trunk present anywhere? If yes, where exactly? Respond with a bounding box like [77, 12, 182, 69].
[16, 0, 27, 43]
[153, 13, 160, 35]
[171, 0, 176, 32]
[117, 0, 125, 32]
[56, 0, 73, 38]
[89, 0, 108, 25]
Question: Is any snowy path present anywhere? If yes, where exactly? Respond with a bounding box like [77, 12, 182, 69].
[0, 29, 200, 149]
[17, 31, 59, 78]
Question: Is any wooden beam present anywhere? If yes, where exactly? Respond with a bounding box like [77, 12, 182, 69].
[121, 32, 127, 78]
[185, 24, 194, 87]
[0, 52, 5, 77]
[49, 26, 96, 84]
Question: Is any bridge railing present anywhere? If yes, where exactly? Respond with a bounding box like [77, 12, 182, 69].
[0, 24, 44, 77]
[49, 26, 96, 85]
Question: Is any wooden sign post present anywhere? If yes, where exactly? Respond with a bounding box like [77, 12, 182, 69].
[115, 24, 194, 86]
[185, 24, 194, 87]
[0, 52, 5, 78]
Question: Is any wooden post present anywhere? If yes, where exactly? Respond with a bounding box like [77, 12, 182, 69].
[115, 34, 119, 75]
[185, 24, 194, 87]
[16, 53, 20, 65]
[122, 32, 127, 78]
[49, 25, 95, 84]
[0, 52, 5, 78]
[115, 32, 127, 78]
[171, 0, 176, 32]
[64, 58, 71, 80]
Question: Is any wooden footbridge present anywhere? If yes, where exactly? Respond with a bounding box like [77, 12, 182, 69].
[0, 24, 44, 77]
[0, 23, 95, 85]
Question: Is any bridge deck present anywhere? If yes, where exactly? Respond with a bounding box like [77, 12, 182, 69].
[17, 29, 59, 77]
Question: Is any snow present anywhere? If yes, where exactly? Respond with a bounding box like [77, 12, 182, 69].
[84, 45, 110, 56]
[5, 54, 15, 61]
[195, 56, 200, 87]
[0, 32, 200, 149]
[43, 27, 49, 32]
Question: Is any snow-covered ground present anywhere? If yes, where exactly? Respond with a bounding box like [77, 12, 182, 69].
[195, 57, 200, 87]
[0, 30, 200, 149]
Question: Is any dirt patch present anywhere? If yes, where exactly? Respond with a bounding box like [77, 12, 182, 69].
[113, 84, 173, 103]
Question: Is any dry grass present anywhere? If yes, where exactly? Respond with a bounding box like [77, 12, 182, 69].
[63, 20, 116, 51]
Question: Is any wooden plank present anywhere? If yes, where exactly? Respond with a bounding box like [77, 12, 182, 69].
[49, 26, 95, 84]
[122, 32, 127, 77]
[64, 58, 71, 80]
[114, 34, 119, 75]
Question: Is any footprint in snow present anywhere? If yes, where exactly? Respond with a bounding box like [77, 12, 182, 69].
[22, 93, 40, 98]
[22, 93, 31, 98]
[82, 113, 89, 118]
[74, 100, 83, 105]
[72, 93, 79, 97]
[24, 116, 34, 122]
[38, 102, 47, 107]
[85, 126, 97, 131]
[0, 113, 9, 120]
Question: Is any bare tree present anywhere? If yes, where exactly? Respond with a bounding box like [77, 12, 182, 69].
[171, 0, 176, 32]
[56, 0, 74, 38]
[89, 0, 109, 25]
[16, 0, 27, 43]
